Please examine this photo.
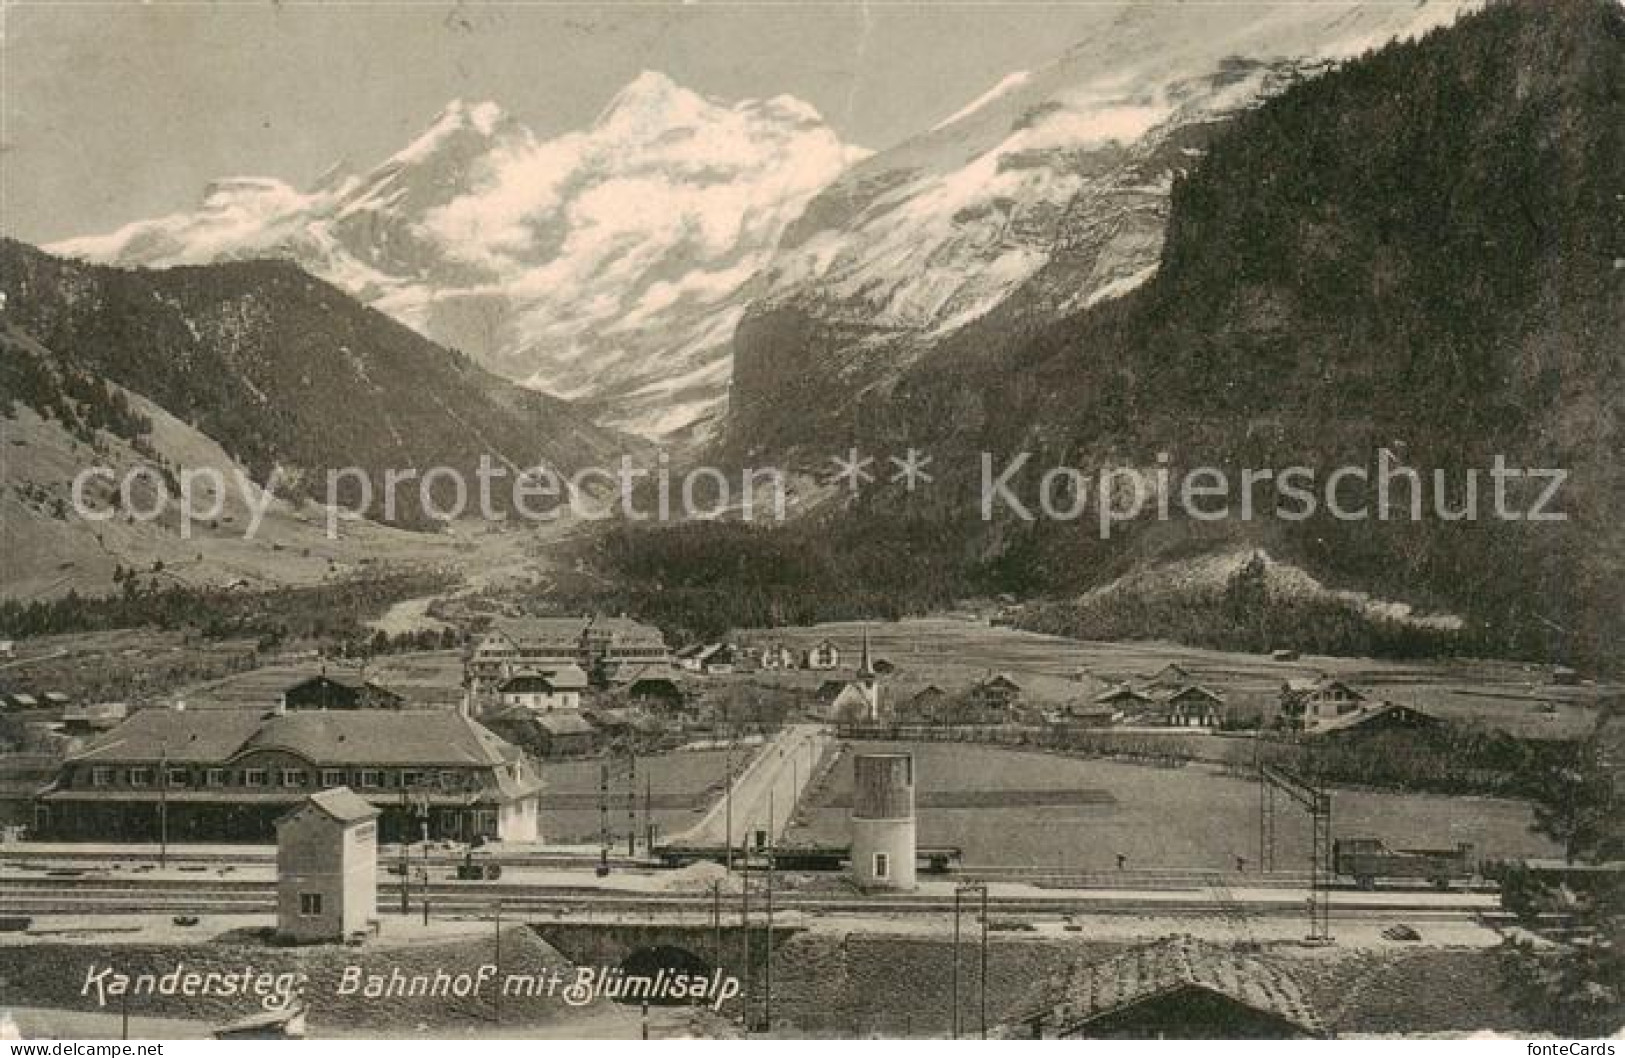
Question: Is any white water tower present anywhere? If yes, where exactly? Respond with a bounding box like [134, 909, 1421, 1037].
[850, 752, 917, 890]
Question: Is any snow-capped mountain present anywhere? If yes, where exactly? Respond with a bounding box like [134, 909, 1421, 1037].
[51, 74, 867, 439]
[729, 0, 1478, 459]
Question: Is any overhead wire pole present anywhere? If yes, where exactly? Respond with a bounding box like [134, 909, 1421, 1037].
[157, 739, 169, 870]
[626, 749, 637, 857]
[1259, 763, 1333, 944]
[951, 886, 962, 1039]
[764, 786, 775, 1034]
[979, 885, 989, 1039]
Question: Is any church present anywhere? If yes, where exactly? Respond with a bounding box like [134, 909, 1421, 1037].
[826, 631, 885, 725]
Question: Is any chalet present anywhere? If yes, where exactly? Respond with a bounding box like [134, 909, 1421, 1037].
[36, 708, 542, 844]
[1059, 701, 1117, 727]
[803, 640, 841, 671]
[532, 712, 598, 756]
[1010, 935, 1325, 1039]
[627, 676, 686, 711]
[497, 665, 588, 712]
[1306, 701, 1442, 740]
[674, 645, 709, 672]
[815, 680, 850, 706]
[969, 673, 1022, 713]
[466, 616, 667, 684]
[280, 673, 405, 712]
[1279, 677, 1367, 729]
[584, 707, 662, 741]
[1094, 684, 1154, 712]
[1146, 663, 1193, 690]
[1153, 685, 1226, 728]
[900, 685, 952, 725]
[757, 645, 796, 670]
[698, 644, 740, 676]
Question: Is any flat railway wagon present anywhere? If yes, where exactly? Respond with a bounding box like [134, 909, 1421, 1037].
[1334, 837, 1476, 890]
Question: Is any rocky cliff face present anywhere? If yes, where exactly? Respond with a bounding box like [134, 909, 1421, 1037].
[726, 0, 1477, 462]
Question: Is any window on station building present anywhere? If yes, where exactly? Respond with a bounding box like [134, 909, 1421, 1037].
[874, 852, 890, 880]
[299, 892, 323, 916]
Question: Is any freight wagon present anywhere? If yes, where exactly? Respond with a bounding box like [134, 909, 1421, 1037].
[1333, 837, 1476, 889]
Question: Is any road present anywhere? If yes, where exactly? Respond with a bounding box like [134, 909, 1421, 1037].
[668, 723, 829, 849]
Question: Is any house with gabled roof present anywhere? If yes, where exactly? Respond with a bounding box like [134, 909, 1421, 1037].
[1009, 935, 1326, 1039]
[1152, 684, 1227, 728]
[281, 671, 404, 712]
[1279, 677, 1368, 729]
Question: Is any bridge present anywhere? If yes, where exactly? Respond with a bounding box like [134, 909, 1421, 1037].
[531, 920, 805, 1004]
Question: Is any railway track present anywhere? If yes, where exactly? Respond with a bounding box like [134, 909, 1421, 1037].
[0, 873, 1496, 920]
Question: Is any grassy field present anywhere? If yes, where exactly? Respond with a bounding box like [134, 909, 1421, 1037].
[785, 741, 1559, 870]
[738, 617, 1609, 739]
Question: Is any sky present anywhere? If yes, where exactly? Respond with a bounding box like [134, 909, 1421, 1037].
[0, 0, 1152, 245]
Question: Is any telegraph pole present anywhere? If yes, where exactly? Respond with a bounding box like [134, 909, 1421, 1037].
[978, 884, 989, 1039]
[739, 860, 751, 1028]
[157, 741, 169, 870]
[723, 740, 735, 873]
[598, 760, 611, 876]
[398, 790, 410, 913]
[951, 887, 962, 1039]
[626, 750, 637, 857]
[493, 899, 503, 1027]
[764, 787, 775, 1033]
[643, 772, 654, 852]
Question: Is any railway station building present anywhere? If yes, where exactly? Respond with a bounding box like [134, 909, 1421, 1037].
[34, 706, 542, 845]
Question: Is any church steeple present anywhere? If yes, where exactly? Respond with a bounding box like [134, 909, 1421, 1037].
[857, 626, 876, 681]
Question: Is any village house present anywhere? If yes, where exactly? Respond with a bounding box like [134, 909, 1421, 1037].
[1057, 701, 1118, 727]
[35, 706, 542, 844]
[803, 640, 841, 671]
[969, 673, 1022, 713]
[1094, 683, 1155, 716]
[1153, 685, 1227, 728]
[898, 685, 952, 725]
[497, 665, 588, 712]
[673, 644, 709, 672]
[281, 672, 405, 712]
[1305, 701, 1443, 741]
[276, 787, 378, 944]
[757, 644, 796, 670]
[1146, 663, 1194, 690]
[627, 676, 687, 711]
[465, 616, 667, 684]
[1279, 677, 1368, 729]
[698, 644, 740, 675]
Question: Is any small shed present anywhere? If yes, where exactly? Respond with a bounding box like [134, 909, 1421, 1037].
[275, 787, 379, 944]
